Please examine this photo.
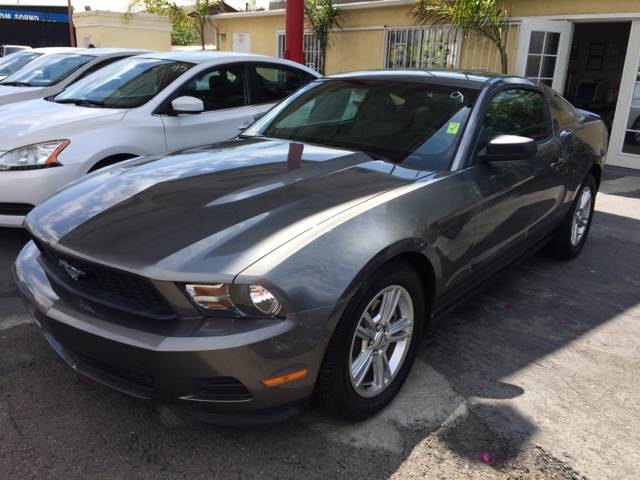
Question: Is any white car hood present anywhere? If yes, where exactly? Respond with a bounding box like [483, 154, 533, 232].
[0, 85, 46, 106]
[0, 99, 127, 151]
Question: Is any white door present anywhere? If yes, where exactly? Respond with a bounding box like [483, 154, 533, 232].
[607, 20, 640, 169]
[161, 64, 265, 151]
[515, 19, 573, 93]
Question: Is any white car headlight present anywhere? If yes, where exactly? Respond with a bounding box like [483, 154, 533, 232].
[0, 140, 69, 171]
[184, 283, 285, 318]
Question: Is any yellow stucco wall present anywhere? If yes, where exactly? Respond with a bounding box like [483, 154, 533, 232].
[509, 0, 640, 16]
[73, 11, 171, 51]
[215, 15, 284, 55]
[212, 0, 640, 75]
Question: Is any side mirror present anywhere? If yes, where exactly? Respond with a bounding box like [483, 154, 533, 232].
[479, 135, 537, 162]
[171, 96, 204, 115]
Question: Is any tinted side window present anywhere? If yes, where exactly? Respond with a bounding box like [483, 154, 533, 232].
[484, 89, 550, 141]
[173, 64, 248, 111]
[549, 93, 579, 132]
[251, 64, 310, 104]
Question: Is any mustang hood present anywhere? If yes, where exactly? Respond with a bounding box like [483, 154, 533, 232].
[0, 99, 126, 150]
[27, 138, 431, 282]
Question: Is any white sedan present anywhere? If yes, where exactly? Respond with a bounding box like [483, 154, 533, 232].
[0, 49, 42, 82]
[0, 48, 148, 107]
[0, 51, 320, 227]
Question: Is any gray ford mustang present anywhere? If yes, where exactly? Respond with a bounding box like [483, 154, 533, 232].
[14, 71, 607, 423]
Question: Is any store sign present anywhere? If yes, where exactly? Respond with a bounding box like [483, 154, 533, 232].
[232, 33, 251, 53]
[0, 9, 69, 23]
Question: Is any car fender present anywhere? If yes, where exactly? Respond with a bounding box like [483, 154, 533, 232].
[234, 178, 458, 320]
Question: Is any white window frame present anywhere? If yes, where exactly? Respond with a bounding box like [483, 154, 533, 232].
[383, 26, 462, 70]
[608, 19, 640, 168]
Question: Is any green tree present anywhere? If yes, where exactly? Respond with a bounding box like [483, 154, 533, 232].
[127, 0, 191, 45]
[128, 0, 220, 49]
[188, 0, 220, 50]
[414, 0, 510, 74]
[304, 0, 341, 74]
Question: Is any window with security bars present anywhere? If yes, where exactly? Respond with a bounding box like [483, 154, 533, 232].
[277, 32, 323, 73]
[384, 27, 461, 70]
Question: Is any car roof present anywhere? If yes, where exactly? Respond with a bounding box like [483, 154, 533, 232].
[31, 47, 149, 57]
[326, 69, 537, 89]
[137, 50, 320, 74]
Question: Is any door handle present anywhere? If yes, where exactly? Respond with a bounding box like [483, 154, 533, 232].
[551, 157, 567, 170]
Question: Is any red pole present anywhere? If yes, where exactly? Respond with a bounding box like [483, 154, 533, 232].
[67, 0, 76, 47]
[284, 0, 304, 65]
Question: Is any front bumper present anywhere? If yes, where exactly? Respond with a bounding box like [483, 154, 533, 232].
[14, 241, 333, 423]
[0, 164, 83, 228]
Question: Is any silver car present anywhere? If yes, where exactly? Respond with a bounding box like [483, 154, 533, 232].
[15, 71, 607, 423]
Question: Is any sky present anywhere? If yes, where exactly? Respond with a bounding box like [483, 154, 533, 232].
[1, 0, 270, 12]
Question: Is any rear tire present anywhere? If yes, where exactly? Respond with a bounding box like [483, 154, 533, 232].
[549, 174, 597, 260]
[316, 259, 426, 421]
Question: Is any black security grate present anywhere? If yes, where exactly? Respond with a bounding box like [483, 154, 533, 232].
[34, 239, 176, 320]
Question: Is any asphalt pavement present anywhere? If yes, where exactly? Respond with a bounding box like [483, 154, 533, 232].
[1, 166, 638, 479]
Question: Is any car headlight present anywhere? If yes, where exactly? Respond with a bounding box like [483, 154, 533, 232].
[184, 283, 285, 318]
[0, 140, 69, 171]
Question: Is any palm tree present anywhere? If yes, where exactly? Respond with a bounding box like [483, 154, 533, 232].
[414, 0, 511, 74]
[304, 0, 341, 75]
[188, 0, 220, 50]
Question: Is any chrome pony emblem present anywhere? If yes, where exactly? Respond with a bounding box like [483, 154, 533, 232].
[58, 259, 85, 281]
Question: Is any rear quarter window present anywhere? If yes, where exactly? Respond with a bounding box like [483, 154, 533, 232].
[549, 93, 580, 133]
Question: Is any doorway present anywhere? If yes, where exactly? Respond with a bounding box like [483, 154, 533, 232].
[563, 22, 631, 133]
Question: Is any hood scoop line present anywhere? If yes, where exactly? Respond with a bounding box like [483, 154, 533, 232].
[206, 152, 378, 207]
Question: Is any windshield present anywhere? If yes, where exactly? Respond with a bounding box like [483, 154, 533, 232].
[244, 79, 478, 170]
[55, 57, 193, 109]
[1, 53, 95, 87]
[0, 51, 42, 77]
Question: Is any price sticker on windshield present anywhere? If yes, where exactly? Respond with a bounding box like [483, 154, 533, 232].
[447, 122, 461, 134]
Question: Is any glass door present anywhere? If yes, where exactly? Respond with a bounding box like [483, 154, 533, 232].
[608, 20, 640, 168]
[515, 19, 573, 93]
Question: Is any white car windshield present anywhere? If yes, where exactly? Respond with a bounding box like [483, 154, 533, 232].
[0, 51, 42, 78]
[54, 57, 193, 109]
[1, 53, 95, 87]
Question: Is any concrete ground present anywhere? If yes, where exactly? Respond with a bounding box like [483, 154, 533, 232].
[1, 166, 638, 479]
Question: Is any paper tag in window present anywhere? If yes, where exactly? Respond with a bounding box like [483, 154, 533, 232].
[447, 122, 460, 134]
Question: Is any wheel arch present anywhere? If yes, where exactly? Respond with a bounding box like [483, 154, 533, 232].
[329, 239, 440, 334]
[589, 163, 602, 190]
[88, 153, 139, 173]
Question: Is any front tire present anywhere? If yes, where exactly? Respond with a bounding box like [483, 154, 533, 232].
[550, 173, 597, 260]
[316, 259, 426, 421]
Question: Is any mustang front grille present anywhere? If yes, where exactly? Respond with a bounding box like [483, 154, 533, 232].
[33, 239, 176, 320]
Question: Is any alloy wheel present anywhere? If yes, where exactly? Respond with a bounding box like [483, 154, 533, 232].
[570, 186, 593, 247]
[349, 285, 414, 398]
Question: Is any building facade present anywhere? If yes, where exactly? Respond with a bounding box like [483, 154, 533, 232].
[73, 10, 171, 51]
[0, 4, 71, 47]
[212, 0, 640, 170]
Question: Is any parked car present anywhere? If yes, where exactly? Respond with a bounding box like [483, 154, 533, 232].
[0, 51, 320, 227]
[14, 71, 607, 423]
[0, 48, 148, 107]
[0, 49, 42, 81]
[0, 45, 30, 57]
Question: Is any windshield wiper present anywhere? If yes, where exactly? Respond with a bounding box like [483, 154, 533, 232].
[1, 81, 32, 87]
[55, 99, 106, 108]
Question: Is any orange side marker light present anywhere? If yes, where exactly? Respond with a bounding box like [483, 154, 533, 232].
[261, 368, 308, 387]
